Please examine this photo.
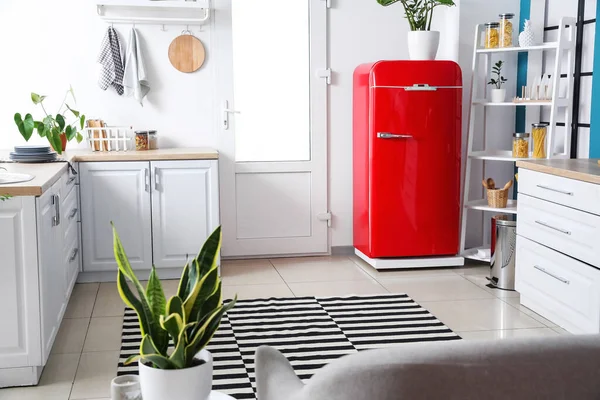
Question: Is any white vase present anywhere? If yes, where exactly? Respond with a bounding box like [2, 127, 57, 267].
[491, 88, 506, 103]
[139, 350, 213, 400]
[407, 31, 440, 60]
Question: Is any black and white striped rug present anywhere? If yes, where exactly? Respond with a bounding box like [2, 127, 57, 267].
[118, 294, 461, 399]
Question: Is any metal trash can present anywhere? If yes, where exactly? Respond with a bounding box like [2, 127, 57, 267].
[490, 216, 517, 290]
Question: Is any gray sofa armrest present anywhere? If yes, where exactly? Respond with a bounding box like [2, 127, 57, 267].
[255, 346, 304, 400]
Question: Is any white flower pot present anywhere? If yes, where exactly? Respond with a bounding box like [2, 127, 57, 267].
[491, 88, 506, 103]
[139, 350, 213, 400]
[407, 31, 440, 60]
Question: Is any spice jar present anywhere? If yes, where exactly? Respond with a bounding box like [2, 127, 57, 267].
[485, 22, 500, 49]
[499, 13, 515, 47]
[148, 130, 158, 150]
[532, 123, 548, 159]
[512, 132, 530, 158]
[135, 131, 150, 151]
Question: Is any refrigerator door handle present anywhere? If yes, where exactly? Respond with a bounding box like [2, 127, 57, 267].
[404, 84, 438, 91]
[377, 132, 412, 139]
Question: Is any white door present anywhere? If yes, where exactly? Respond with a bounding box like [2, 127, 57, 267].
[80, 162, 153, 272]
[151, 160, 220, 268]
[37, 185, 63, 362]
[215, 0, 329, 257]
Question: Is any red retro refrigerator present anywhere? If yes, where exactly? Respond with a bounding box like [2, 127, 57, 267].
[353, 61, 463, 267]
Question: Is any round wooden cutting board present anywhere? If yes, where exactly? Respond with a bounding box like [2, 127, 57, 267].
[168, 34, 206, 73]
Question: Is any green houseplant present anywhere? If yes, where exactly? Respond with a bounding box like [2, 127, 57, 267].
[113, 224, 236, 400]
[14, 87, 86, 155]
[376, 0, 456, 60]
[488, 60, 508, 102]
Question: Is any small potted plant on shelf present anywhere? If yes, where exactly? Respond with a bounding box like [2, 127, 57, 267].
[113, 224, 236, 400]
[375, 0, 456, 60]
[488, 60, 508, 103]
[14, 87, 86, 155]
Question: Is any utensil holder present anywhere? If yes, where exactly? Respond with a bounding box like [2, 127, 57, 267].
[487, 188, 509, 208]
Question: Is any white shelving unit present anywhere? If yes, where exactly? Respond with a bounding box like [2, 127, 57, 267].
[459, 17, 576, 263]
[96, 0, 211, 26]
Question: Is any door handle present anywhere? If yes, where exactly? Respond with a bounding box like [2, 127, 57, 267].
[154, 169, 160, 191]
[534, 220, 571, 236]
[377, 132, 412, 139]
[534, 265, 570, 285]
[144, 168, 150, 192]
[52, 194, 61, 226]
[223, 100, 241, 130]
[536, 185, 574, 196]
[69, 248, 79, 263]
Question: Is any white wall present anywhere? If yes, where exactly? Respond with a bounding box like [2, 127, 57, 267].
[0, 0, 217, 151]
[328, 0, 460, 247]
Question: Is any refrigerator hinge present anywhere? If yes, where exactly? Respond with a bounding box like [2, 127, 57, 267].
[322, 0, 331, 8]
[317, 68, 332, 85]
[317, 212, 332, 227]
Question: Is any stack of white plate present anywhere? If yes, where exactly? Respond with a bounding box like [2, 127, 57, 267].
[10, 145, 57, 163]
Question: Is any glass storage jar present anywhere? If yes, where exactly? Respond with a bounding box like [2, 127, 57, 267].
[135, 130, 150, 151]
[499, 13, 515, 47]
[148, 130, 158, 150]
[512, 132, 530, 158]
[531, 123, 548, 159]
[485, 22, 500, 49]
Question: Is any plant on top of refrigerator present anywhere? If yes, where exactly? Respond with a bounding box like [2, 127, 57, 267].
[375, 0, 456, 31]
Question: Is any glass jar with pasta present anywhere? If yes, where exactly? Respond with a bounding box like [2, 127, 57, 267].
[485, 22, 500, 49]
[532, 123, 548, 159]
[499, 13, 515, 48]
[512, 132, 530, 158]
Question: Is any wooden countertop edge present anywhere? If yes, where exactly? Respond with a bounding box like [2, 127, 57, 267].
[1, 149, 219, 197]
[517, 160, 600, 185]
[69, 153, 219, 162]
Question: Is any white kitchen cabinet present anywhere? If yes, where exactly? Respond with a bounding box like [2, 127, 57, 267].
[516, 165, 600, 334]
[0, 167, 79, 387]
[80, 162, 153, 272]
[79, 160, 219, 274]
[0, 196, 42, 385]
[151, 160, 219, 268]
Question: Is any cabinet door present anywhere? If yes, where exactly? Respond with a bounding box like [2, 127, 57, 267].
[37, 186, 64, 363]
[0, 196, 41, 368]
[151, 160, 219, 268]
[80, 162, 152, 272]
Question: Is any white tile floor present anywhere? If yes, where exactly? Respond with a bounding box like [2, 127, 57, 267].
[3, 255, 568, 400]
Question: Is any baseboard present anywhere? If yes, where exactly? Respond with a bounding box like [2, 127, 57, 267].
[77, 268, 185, 283]
[331, 246, 355, 256]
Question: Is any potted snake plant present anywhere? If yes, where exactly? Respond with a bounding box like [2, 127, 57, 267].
[113, 224, 236, 400]
[376, 0, 456, 60]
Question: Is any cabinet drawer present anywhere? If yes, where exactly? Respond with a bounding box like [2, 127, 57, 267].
[518, 168, 600, 215]
[516, 236, 600, 333]
[61, 169, 78, 199]
[517, 194, 600, 267]
[62, 186, 79, 240]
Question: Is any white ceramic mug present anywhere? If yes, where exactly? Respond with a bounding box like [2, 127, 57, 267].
[111, 375, 142, 400]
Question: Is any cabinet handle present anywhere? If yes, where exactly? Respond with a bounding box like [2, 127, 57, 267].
[69, 248, 79, 263]
[67, 176, 77, 185]
[536, 185, 574, 196]
[52, 194, 61, 226]
[154, 169, 160, 191]
[69, 207, 78, 220]
[144, 168, 150, 193]
[535, 220, 571, 236]
[534, 265, 570, 285]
